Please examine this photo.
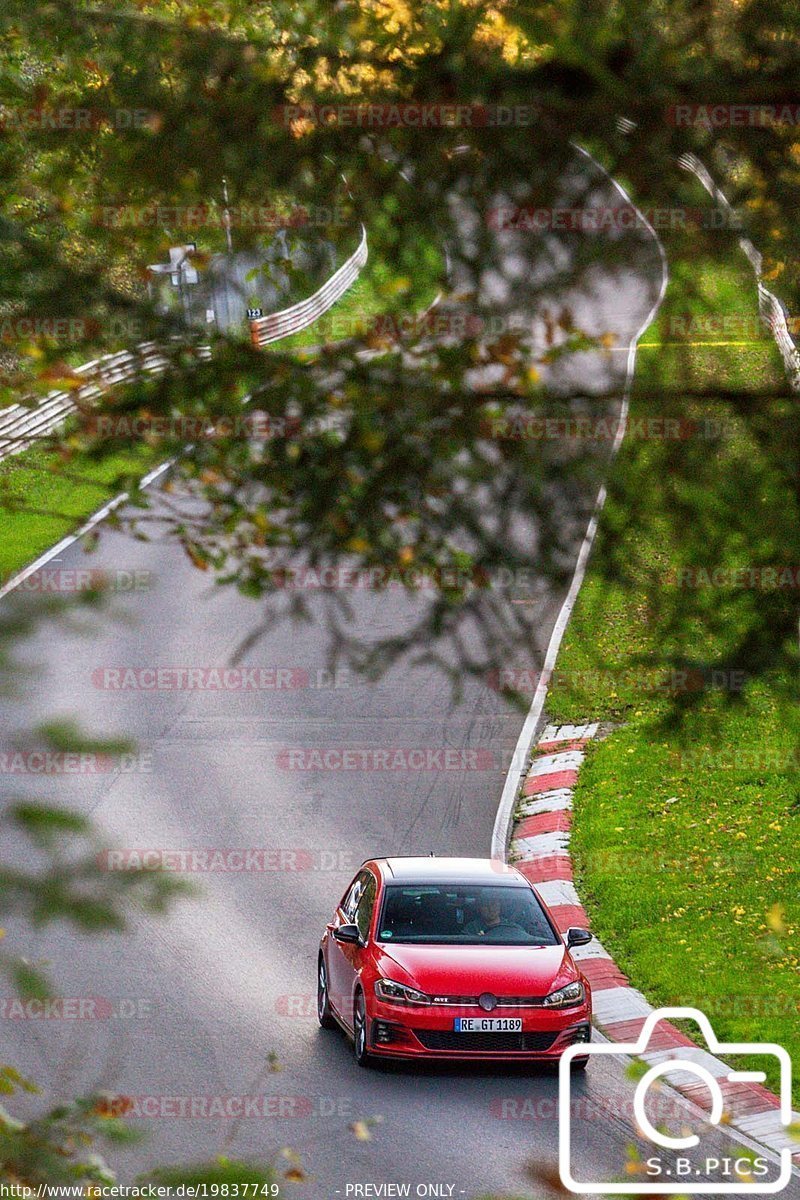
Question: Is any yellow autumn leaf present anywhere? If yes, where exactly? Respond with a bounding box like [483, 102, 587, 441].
[184, 544, 208, 571]
[766, 903, 785, 934]
[762, 260, 785, 281]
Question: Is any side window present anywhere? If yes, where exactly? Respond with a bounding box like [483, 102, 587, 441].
[341, 872, 366, 921]
[354, 873, 377, 941]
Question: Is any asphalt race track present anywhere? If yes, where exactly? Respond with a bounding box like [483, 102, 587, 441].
[4, 150, 796, 1197]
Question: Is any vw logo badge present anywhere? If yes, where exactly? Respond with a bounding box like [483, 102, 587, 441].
[478, 992, 497, 1012]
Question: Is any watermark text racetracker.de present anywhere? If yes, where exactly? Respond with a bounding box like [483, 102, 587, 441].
[666, 565, 800, 589]
[260, 564, 542, 593]
[6, 568, 152, 594]
[0, 751, 152, 775]
[0, 997, 154, 1020]
[483, 414, 731, 442]
[276, 747, 496, 771]
[98, 848, 355, 873]
[1, 1188, 278, 1200]
[488, 204, 741, 233]
[96, 201, 350, 230]
[668, 103, 800, 127]
[276, 103, 537, 128]
[96, 1093, 357, 1119]
[0, 1185, 279, 1200]
[0, 105, 155, 131]
[90, 666, 348, 691]
[488, 665, 748, 696]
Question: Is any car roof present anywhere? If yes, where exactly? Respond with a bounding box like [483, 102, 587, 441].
[372, 856, 527, 886]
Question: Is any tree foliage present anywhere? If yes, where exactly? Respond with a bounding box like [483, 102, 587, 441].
[0, 0, 797, 681]
[0, 0, 799, 1183]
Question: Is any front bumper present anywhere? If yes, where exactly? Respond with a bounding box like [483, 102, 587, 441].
[366, 997, 593, 1060]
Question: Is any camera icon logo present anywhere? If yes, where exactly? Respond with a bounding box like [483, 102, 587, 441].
[559, 1006, 794, 1194]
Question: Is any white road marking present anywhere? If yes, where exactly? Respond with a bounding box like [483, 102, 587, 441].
[534, 879, 581, 908]
[591, 985, 653, 1023]
[491, 148, 669, 859]
[569, 939, 613, 962]
[527, 750, 585, 776]
[511, 830, 571, 858]
[640, 1046, 734, 1080]
[517, 788, 573, 815]
[0, 458, 175, 602]
[539, 722, 599, 743]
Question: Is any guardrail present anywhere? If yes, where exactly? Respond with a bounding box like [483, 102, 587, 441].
[677, 151, 800, 391]
[0, 227, 368, 463]
[248, 225, 368, 348]
[0, 342, 175, 462]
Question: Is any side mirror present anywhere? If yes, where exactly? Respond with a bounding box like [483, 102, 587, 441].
[333, 923, 362, 945]
[566, 927, 592, 949]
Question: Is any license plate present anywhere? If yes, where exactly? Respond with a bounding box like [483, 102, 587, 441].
[453, 1017, 522, 1032]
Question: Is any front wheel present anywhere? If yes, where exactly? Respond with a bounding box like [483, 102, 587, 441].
[353, 991, 373, 1068]
[317, 954, 336, 1029]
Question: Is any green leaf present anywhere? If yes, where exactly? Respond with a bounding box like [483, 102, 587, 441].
[143, 1159, 276, 1186]
[10, 960, 52, 1002]
[10, 803, 90, 844]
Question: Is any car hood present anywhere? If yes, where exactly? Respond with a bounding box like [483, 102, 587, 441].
[375, 942, 573, 997]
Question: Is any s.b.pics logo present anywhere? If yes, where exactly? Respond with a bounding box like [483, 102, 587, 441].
[559, 1007, 795, 1194]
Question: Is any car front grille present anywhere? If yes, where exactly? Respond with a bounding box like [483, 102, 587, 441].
[413, 1029, 558, 1053]
[429, 995, 547, 1008]
[495, 996, 546, 1007]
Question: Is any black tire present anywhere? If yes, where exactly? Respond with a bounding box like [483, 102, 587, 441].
[353, 990, 373, 1068]
[573, 1056, 589, 1071]
[317, 953, 336, 1029]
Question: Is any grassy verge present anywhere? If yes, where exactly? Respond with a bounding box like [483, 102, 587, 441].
[277, 225, 445, 351]
[0, 444, 158, 583]
[0, 226, 443, 580]
[546, 246, 800, 1102]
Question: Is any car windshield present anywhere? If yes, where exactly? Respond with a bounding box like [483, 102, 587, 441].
[377, 883, 559, 946]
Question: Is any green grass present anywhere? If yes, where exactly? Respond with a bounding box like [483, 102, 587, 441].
[546, 248, 800, 1102]
[0, 444, 157, 583]
[277, 229, 445, 351]
[0, 228, 444, 581]
[637, 257, 783, 391]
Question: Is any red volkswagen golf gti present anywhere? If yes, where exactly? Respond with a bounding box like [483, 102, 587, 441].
[317, 856, 593, 1067]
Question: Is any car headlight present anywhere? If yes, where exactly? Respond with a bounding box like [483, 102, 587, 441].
[374, 978, 431, 1005]
[542, 981, 585, 1008]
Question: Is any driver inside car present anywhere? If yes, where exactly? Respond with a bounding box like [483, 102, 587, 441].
[462, 896, 528, 940]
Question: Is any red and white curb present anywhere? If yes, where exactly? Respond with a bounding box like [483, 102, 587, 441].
[510, 721, 800, 1166]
